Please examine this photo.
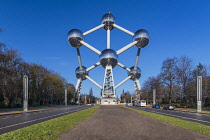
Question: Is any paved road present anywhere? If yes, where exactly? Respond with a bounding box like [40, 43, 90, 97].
[128, 106, 210, 126]
[59, 106, 210, 140]
[0, 105, 93, 135]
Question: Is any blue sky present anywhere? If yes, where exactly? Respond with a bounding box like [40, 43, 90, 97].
[1, 0, 210, 98]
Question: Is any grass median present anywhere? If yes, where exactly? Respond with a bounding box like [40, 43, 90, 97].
[124, 106, 210, 136]
[0, 106, 100, 140]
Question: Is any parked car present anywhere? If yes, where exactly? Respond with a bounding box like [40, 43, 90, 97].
[152, 104, 160, 109]
[163, 105, 175, 110]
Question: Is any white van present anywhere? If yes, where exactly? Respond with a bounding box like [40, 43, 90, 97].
[136, 100, 146, 107]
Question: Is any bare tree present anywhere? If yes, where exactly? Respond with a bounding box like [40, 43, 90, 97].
[160, 57, 177, 104]
[142, 75, 164, 103]
[175, 56, 193, 100]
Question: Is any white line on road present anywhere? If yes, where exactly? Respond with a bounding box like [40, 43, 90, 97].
[141, 109, 210, 124]
[0, 108, 85, 130]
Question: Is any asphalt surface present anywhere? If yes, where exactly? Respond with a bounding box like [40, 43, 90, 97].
[59, 106, 210, 140]
[0, 105, 93, 135]
[128, 106, 210, 126]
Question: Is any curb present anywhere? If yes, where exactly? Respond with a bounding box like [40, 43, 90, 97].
[0, 109, 46, 116]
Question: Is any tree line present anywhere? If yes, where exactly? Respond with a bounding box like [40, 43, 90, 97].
[140, 56, 210, 107]
[0, 29, 75, 108]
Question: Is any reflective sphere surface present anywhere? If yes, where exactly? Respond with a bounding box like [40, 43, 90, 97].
[75, 66, 88, 80]
[99, 49, 118, 68]
[67, 29, 84, 48]
[101, 12, 116, 31]
[133, 29, 150, 48]
[128, 66, 141, 80]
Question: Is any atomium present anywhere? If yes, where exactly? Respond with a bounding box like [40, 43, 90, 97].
[67, 29, 84, 48]
[99, 49, 118, 68]
[68, 11, 150, 104]
[75, 66, 88, 80]
[133, 29, 150, 48]
[101, 12, 116, 31]
[128, 66, 141, 81]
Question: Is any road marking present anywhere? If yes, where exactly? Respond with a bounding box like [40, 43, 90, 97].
[0, 107, 87, 130]
[140, 108, 210, 124]
[129, 107, 210, 125]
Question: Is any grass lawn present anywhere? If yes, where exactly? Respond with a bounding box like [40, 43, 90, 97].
[124, 106, 210, 136]
[203, 107, 210, 111]
[188, 107, 210, 111]
[0, 106, 99, 140]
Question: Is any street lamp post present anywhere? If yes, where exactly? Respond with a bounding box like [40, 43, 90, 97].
[85, 95, 86, 105]
[153, 89, 156, 105]
[197, 76, 202, 112]
[65, 88, 67, 107]
[23, 75, 28, 111]
[131, 95, 132, 106]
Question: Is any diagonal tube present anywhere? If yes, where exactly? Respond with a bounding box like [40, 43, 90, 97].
[113, 24, 134, 36]
[83, 24, 104, 36]
[116, 41, 138, 55]
[117, 62, 131, 72]
[86, 62, 101, 71]
[80, 41, 101, 55]
[115, 76, 131, 89]
[85, 76, 102, 89]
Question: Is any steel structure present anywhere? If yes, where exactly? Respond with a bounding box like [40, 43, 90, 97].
[67, 11, 150, 104]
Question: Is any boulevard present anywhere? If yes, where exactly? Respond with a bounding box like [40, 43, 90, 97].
[0, 105, 93, 135]
[59, 106, 210, 140]
[128, 106, 210, 126]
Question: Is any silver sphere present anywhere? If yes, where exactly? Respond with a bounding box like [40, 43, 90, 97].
[133, 29, 150, 48]
[75, 66, 88, 80]
[67, 29, 84, 48]
[101, 12, 116, 31]
[99, 49, 118, 68]
[128, 66, 141, 80]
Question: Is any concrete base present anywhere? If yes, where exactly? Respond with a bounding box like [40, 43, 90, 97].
[23, 100, 28, 111]
[100, 98, 117, 105]
[197, 101, 202, 112]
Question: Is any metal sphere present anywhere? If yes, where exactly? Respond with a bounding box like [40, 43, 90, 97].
[67, 29, 84, 48]
[75, 66, 89, 80]
[133, 29, 150, 48]
[128, 66, 141, 80]
[101, 12, 116, 31]
[99, 49, 118, 68]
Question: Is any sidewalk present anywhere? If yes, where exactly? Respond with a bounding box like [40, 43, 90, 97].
[59, 106, 210, 140]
